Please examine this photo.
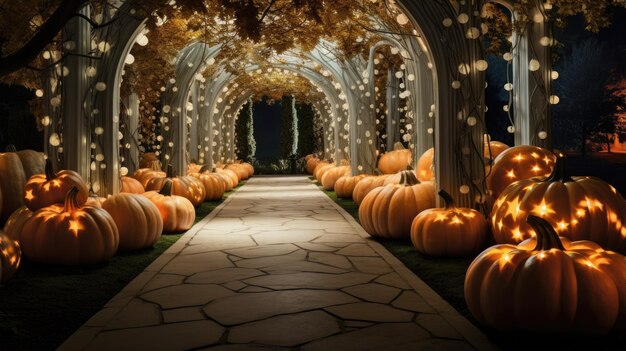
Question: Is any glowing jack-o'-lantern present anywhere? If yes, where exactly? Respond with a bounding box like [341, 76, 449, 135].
[22, 160, 89, 212]
[491, 154, 626, 252]
[359, 171, 436, 239]
[487, 145, 556, 199]
[0, 230, 21, 283]
[378, 142, 412, 175]
[146, 165, 206, 207]
[466, 215, 626, 335]
[20, 187, 119, 265]
[411, 190, 488, 257]
[143, 180, 195, 233]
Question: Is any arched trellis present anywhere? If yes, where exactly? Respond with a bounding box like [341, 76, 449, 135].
[49, 0, 554, 208]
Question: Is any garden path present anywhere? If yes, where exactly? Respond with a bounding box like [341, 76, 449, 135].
[60, 176, 495, 350]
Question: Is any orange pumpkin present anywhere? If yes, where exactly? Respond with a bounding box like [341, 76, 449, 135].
[321, 166, 351, 190]
[314, 162, 334, 181]
[216, 168, 239, 188]
[335, 174, 369, 199]
[20, 187, 119, 265]
[23, 160, 89, 212]
[352, 175, 391, 206]
[0, 230, 21, 283]
[483, 137, 509, 164]
[226, 164, 249, 180]
[491, 155, 626, 252]
[0, 145, 45, 223]
[465, 215, 626, 335]
[359, 171, 436, 239]
[139, 152, 159, 169]
[121, 176, 145, 194]
[145, 165, 206, 207]
[213, 172, 234, 191]
[415, 148, 434, 182]
[377, 142, 412, 174]
[143, 180, 195, 233]
[187, 162, 203, 175]
[132, 161, 166, 188]
[194, 172, 226, 201]
[487, 145, 556, 199]
[2, 206, 33, 241]
[411, 190, 488, 257]
[102, 193, 163, 251]
[306, 156, 321, 174]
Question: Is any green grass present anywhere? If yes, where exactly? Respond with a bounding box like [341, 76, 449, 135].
[320, 184, 626, 351]
[0, 181, 245, 350]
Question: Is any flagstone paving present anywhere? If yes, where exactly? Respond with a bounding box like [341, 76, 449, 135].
[60, 176, 496, 351]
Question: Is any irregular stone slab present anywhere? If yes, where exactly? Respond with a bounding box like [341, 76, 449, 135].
[313, 234, 364, 243]
[222, 280, 247, 291]
[335, 244, 378, 257]
[342, 283, 401, 304]
[308, 252, 353, 269]
[203, 289, 358, 325]
[349, 257, 393, 275]
[183, 236, 257, 253]
[375, 272, 411, 289]
[239, 286, 272, 293]
[187, 268, 265, 284]
[162, 307, 205, 323]
[103, 299, 160, 330]
[324, 302, 414, 322]
[301, 323, 430, 351]
[392, 291, 436, 313]
[161, 252, 234, 275]
[141, 284, 234, 309]
[416, 313, 464, 339]
[86, 320, 224, 351]
[264, 261, 349, 274]
[376, 338, 475, 351]
[295, 242, 338, 252]
[343, 320, 375, 328]
[203, 345, 290, 351]
[252, 231, 322, 245]
[243, 272, 376, 290]
[225, 243, 299, 258]
[228, 311, 341, 347]
[235, 250, 307, 269]
[140, 274, 185, 293]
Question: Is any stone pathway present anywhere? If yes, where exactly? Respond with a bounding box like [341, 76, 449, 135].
[61, 176, 496, 350]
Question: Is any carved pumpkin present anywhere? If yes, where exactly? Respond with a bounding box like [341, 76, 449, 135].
[0, 230, 21, 283]
[377, 142, 412, 174]
[121, 176, 145, 194]
[23, 160, 89, 211]
[2, 206, 33, 242]
[143, 180, 195, 233]
[416, 148, 434, 182]
[194, 172, 226, 201]
[359, 171, 436, 239]
[216, 168, 239, 188]
[352, 174, 391, 206]
[0, 145, 45, 223]
[487, 145, 556, 199]
[20, 187, 119, 265]
[305, 155, 321, 174]
[465, 215, 626, 335]
[145, 165, 206, 207]
[411, 190, 488, 257]
[335, 174, 369, 199]
[321, 166, 351, 190]
[491, 155, 626, 252]
[102, 193, 163, 251]
[133, 161, 166, 188]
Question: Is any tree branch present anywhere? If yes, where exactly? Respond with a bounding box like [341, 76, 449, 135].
[0, 0, 89, 78]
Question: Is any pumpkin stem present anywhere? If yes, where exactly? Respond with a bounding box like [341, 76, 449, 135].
[63, 187, 81, 212]
[399, 170, 420, 186]
[545, 154, 572, 183]
[159, 179, 173, 196]
[166, 164, 176, 178]
[527, 215, 566, 251]
[438, 190, 455, 209]
[45, 158, 56, 181]
[150, 161, 162, 171]
[6, 144, 17, 152]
